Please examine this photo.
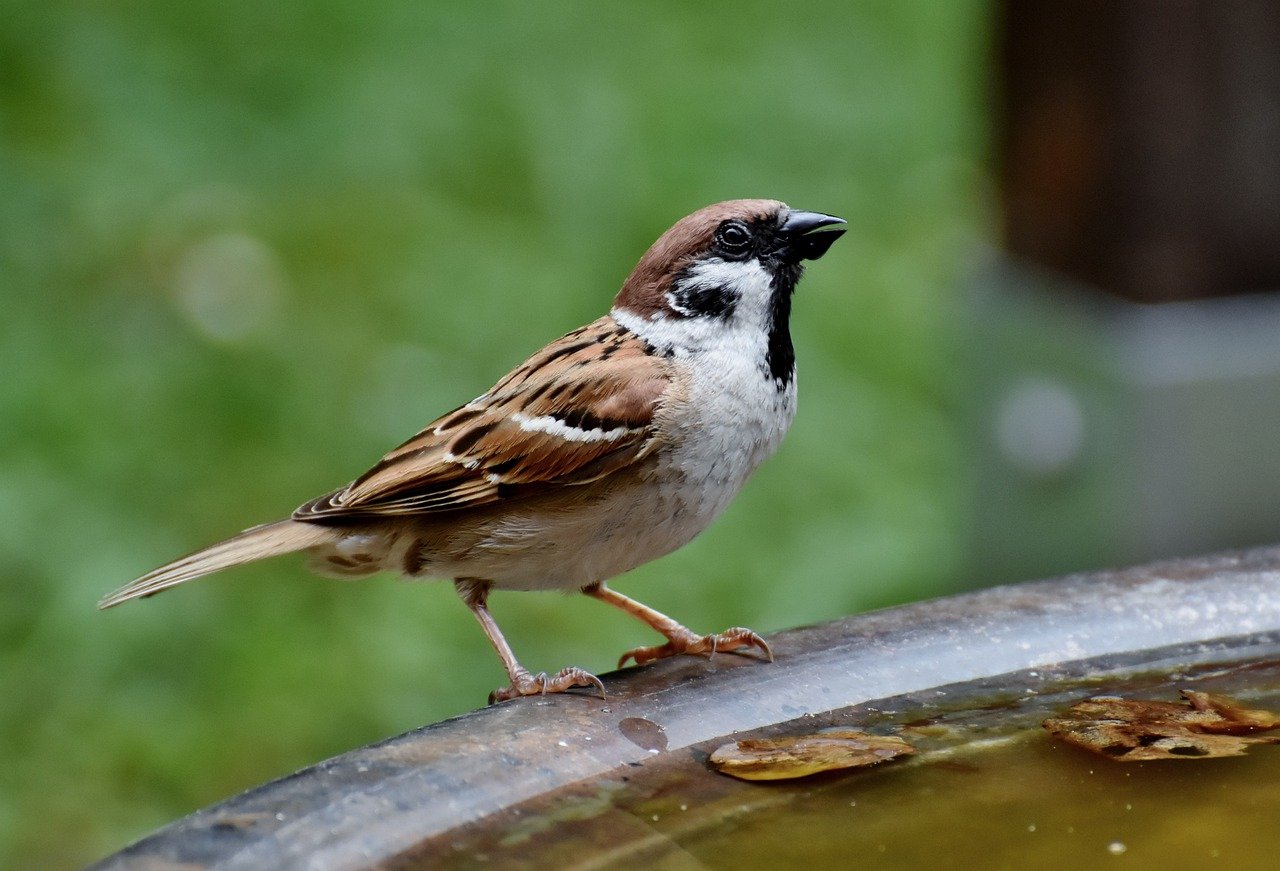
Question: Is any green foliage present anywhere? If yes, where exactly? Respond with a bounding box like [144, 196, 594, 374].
[0, 1, 988, 865]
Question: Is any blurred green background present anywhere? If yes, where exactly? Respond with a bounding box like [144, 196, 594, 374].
[0, 1, 988, 866]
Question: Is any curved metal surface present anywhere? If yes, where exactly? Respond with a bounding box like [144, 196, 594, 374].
[93, 546, 1280, 870]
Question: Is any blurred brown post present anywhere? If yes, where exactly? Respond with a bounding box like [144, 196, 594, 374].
[999, 0, 1280, 302]
[975, 1, 1280, 584]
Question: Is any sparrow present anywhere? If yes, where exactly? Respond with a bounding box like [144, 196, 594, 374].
[100, 199, 846, 703]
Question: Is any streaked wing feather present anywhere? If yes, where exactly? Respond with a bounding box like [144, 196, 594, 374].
[294, 318, 670, 521]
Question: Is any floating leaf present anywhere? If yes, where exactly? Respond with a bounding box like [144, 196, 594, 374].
[1044, 690, 1280, 762]
[709, 729, 914, 781]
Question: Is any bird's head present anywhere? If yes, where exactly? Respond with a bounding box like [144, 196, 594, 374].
[612, 200, 845, 383]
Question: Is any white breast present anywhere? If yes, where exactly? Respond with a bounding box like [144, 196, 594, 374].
[657, 330, 796, 523]
[597, 284, 798, 568]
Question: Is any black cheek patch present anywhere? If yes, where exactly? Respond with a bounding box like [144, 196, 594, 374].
[670, 281, 738, 319]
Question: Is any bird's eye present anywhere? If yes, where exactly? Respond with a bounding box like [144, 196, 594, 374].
[715, 221, 752, 254]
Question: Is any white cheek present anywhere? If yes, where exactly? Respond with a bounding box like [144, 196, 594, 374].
[682, 259, 775, 329]
[613, 258, 775, 354]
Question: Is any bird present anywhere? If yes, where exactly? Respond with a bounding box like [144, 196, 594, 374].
[100, 199, 846, 703]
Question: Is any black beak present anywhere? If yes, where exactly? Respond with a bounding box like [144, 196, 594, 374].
[780, 210, 846, 261]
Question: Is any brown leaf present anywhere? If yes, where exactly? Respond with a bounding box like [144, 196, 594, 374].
[1044, 690, 1280, 762]
[709, 729, 914, 781]
[1181, 691, 1280, 734]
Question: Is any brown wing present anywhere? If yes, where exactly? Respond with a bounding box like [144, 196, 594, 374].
[294, 317, 672, 521]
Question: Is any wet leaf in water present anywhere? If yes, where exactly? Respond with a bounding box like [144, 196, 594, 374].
[1044, 690, 1280, 761]
[1181, 691, 1280, 733]
[709, 730, 914, 781]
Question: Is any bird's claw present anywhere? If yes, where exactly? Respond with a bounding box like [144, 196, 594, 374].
[618, 626, 774, 668]
[489, 666, 606, 704]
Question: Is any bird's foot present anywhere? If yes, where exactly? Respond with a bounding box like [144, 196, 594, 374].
[618, 626, 774, 668]
[489, 666, 606, 704]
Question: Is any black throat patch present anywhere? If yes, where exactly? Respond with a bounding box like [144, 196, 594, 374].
[765, 262, 802, 386]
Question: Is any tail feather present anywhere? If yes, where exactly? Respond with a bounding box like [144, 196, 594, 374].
[99, 520, 334, 609]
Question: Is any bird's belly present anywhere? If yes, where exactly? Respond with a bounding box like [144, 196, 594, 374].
[409, 471, 720, 591]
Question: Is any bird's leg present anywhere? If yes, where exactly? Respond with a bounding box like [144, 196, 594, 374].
[582, 582, 773, 668]
[454, 578, 605, 703]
